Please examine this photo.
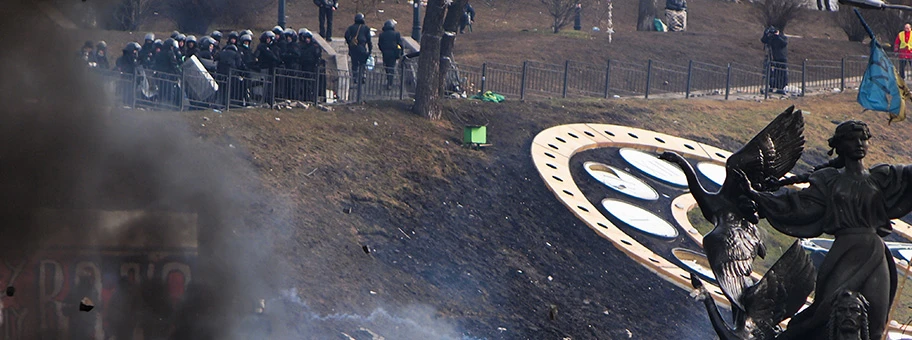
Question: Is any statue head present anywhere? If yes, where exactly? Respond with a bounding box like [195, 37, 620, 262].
[827, 120, 871, 160]
[828, 290, 870, 340]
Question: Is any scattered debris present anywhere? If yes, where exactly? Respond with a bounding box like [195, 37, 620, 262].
[369, 290, 377, 295]
[202, 116, 210, 121]
[316, 104, 333, 112]
[397, 227, 412, 240]
[79, 297, 94, 312]
[306, 168, 318, 176]
[625, 328, 633, 338]
[549, 304, 558, 320]
[343, 207, 352, 214]
[497, 327, 507, 332]
[362, 245, 370, 254]
[373, 121, 378, 126]
[275, 117, 281, 121]
[5, 286, 13, 297]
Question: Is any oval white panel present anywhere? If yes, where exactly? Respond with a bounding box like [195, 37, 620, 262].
[672, 248, 717, 283]
[898, 249, 912, 262]
[584, 161, 659, 201]
[697, 162, 726, 186]
[618, 148, 688, 187]
[601, 198, 678, 239]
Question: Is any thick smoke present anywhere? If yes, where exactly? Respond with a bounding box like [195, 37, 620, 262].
[0, 1, 287, 338]
[0, 2, 478, 339]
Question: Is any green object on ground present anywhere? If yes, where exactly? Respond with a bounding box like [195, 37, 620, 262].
[463, 125, 487, 145]
[471, 91, 505, 103]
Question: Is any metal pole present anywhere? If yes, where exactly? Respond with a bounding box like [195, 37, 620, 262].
[521, 61, 528, 101]
[180, 71, 186, 111]
[399, 61, 405, 100]
[764, 58, 770, 100]
[645, 59, 652, 99]
[225, 71, 232, 109]
[131, 67, 138, 108]
[562, 60, 570, 98]
[801, 59, 807, 96]
[725, 63, 731, 100]
[412, 1, 422, 42]
[480, 62, 487, 94]
[604, 60, 611, 99]
[685, 60, 693, 99]
[278, 0, 286, 28]
[841, 57, 846, 91]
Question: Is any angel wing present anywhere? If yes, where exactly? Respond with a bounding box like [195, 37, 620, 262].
[722, 105, 806, 195]
[741, 240, 816, 339]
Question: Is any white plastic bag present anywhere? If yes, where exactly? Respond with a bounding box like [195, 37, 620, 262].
[366, 55, 375, 71]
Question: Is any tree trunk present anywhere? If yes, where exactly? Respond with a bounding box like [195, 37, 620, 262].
[439, 0, 468, 96]
[412, 0, 447, 119]
[637, 0, 656, 31]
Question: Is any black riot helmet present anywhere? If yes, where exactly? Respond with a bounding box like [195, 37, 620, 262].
[354, 13, 365, 24]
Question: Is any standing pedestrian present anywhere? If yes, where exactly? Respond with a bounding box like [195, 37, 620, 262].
[378, 19, 402, 89]
[345, 13, 373, 85]
[896, 23, 912, 80]
[761, 26, 788, 94]
[315, 0, 339, 41]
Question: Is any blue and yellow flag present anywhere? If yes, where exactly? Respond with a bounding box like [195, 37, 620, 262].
[856, 9, 909, 123]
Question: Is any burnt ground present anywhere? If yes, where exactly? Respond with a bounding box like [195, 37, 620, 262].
[171, 93, 912, 339]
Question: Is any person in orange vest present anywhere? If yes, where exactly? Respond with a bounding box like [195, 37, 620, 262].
[895, 23, 912, 80]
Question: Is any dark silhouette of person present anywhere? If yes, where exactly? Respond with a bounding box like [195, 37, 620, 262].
[314, 0, 339, 41]
[378, 19, 402, 88]
[345, 13, 373, 85]
[460, 2, 476, 34]
[761, 26, 788, 94]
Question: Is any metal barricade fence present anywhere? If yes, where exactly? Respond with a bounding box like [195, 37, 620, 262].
[523, 61, 565, 99]
[133, 69, 182, 111]
[728, 62, 765, 97]
[93, 54, 896, 110]
[688, 61, 729, 97]
[607, 60, 648, 97]
[566, 60, 608, 98]
[647, 60, 689, 96]
[227, 69, 274, 109]
[184, 71, 229, 110]
[482, 62, 523, 98]
[274, 68, 326, 105]
[91, 68, 137, 108]
[803, 59, 841, 92]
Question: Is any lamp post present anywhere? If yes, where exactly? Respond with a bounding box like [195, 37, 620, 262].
[412, 0, 422, 41]
[278, 0, 286, 28]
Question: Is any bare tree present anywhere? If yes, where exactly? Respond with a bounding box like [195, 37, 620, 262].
[412, 0, 448, 119]
[113, 0, 157, 31]
[637, 0, 657, 31]
[540, 0, 586, 33]
[440, 0, 469, 94]
[753, 0, 804, 32]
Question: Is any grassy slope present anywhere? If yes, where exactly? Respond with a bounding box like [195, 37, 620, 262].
[180, 92, 912, 338]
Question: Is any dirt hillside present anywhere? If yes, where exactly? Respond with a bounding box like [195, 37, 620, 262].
[176, 92, 912, 339]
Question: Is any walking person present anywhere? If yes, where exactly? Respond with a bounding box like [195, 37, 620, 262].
[895, 23, 912, 80]
[378, 20, 403, 89]
[315, 0, 339, 41]
[460, 2, 475, 34]
[345, 13, 373, 86]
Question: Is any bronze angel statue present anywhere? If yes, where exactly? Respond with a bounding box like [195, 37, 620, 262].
[660, 106, 816, 339]
[665, 107, 912, 340]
